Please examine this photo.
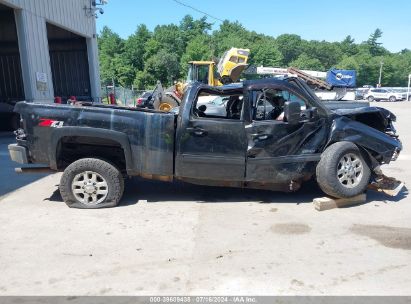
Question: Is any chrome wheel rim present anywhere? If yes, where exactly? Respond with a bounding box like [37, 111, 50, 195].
[71, 171, 108, 205]
[337, 153, 363, 188]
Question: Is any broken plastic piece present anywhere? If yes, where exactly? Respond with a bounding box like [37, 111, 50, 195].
[368, 174, 404, 197]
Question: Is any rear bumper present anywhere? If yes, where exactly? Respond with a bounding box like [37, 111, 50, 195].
[8, 144, 28, 164]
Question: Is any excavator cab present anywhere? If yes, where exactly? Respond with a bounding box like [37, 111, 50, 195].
[186, 61, 217, 86]
[217, 48, 250, 84]
[187, 48, 250, 86]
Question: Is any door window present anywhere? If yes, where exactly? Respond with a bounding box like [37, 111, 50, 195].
[192, 91, 244, 120]
[197, 65, 209, 84]
[253, 89, 307, 121]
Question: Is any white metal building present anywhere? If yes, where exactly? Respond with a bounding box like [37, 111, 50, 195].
[0, 0, 101, 127]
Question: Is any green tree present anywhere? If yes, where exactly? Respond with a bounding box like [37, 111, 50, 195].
[340, 35, 358, 56]
[250, 39, 283, 66]
[152, 24, 185, 56]
[289, 53, 324, 71]
[124, 24, 151, 72]
[144, 49, 180, 85]
[133, 70, 155, 90]
[275, 34, 304, 65]
[305, 41, 343, 69]
[180, 34, 213, 74]
[98, 26, 125, 85]
[212, 20, 251, 56]
[366, 28, 385, 56]
[98, 15, 409, 90]
[143, 38, 162, 61]
[179, 15, 212, 45]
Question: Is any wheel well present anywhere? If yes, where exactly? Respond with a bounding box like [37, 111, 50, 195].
[325, 141, 381, 171]
[56, 136, 127, 172]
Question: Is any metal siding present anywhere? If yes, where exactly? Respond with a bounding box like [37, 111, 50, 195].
[3, 0, 95, 38]
[0, 0, 100, 102]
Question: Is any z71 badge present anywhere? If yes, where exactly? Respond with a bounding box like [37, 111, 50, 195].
[38, 119, 64, 128]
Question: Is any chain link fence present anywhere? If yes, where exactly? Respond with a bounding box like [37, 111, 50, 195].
[101, 86, 147, 107]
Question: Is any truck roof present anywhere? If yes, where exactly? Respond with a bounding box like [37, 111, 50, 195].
[200, 77, 293, 92]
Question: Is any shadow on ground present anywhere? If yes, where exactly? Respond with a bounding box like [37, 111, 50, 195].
[45, 176, 408, 208]
[0, 132, 50, 198]
[46, 177, 324, 206]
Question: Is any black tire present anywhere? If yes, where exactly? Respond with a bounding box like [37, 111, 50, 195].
[60, 158, 124, 209]
[389, 96, 396, 102]
[153, 95, 178, 112]
[316, 142, 371, 198]
[220, 76, 232, 85]
[367, 96, 374, 102]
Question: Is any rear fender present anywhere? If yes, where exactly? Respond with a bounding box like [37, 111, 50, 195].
[49, 127, 134, 172]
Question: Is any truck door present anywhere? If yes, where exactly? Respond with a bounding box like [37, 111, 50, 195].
[244, 86, 327, 185]
[175, 91, 247, 182]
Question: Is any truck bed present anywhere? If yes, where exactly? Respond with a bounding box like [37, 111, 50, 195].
[15, 102, 177, 177]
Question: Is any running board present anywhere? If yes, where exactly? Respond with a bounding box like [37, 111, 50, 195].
[15, 167, 55, 174]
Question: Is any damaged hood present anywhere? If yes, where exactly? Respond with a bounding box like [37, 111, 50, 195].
[333, 106, 396, 132]
[333, 106, 396, 121]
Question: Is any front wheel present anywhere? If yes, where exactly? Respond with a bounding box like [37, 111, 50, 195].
[60, 158, 124, 208]
[367, 96, 374, 102]
[389, 96, 396, 102]
[316, 142, 371, 198]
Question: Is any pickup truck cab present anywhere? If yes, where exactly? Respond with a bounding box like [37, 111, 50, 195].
[9, 77, 402, 208]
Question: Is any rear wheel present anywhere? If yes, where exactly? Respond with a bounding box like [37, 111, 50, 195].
[316, 142, 371, 198]
[60, 158, 124, 208]
[367, 96, 374, 102]
[389, 96, 396, 102]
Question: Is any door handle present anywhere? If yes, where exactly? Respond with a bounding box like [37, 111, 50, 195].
[251, 133, 270, 141]
[187, 127, 207, 137]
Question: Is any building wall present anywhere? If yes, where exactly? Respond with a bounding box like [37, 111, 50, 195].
[0, 0, 100, 102]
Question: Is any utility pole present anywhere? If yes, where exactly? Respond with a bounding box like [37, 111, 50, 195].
[378, 61, 384, 87]
[407, 74, 411, 102]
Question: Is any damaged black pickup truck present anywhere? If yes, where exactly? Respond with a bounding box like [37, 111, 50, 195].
[9, 77, 402, 208]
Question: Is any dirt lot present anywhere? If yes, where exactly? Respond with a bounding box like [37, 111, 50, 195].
[0, 102, 410, 295]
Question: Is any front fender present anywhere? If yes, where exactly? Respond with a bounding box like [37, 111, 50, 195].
[327, 117, 402, 164]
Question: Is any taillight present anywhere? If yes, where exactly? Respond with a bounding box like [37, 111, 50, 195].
[137, 98, 143, 105]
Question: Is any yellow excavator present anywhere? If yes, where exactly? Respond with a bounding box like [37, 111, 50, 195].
[153, 48, 250, 111]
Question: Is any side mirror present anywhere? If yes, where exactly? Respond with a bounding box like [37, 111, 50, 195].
[284, 101, 301, 124]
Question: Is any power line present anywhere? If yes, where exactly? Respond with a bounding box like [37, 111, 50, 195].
[170, 0, 224, 23]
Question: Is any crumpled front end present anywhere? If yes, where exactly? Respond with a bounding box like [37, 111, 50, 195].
[331, 106, 402, 166]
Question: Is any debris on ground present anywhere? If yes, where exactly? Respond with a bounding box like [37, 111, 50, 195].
[368, 174, 405, 197]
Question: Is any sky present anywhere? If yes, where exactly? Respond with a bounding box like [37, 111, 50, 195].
[96, 0, 411, 53]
